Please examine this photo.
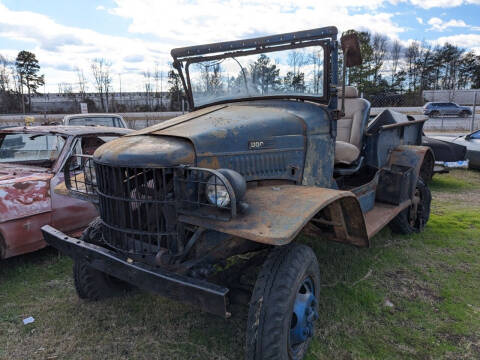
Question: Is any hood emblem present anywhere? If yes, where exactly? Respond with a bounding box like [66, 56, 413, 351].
[248, 139, 274, 150]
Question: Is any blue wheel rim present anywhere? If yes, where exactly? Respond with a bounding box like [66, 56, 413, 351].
[289, 276, 318, 349]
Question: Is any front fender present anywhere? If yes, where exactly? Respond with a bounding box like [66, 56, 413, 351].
[179, 184, 369, 247]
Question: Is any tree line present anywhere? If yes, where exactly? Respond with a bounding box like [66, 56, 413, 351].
[347, 32, 480, 102]
[1, 33, 479, 113]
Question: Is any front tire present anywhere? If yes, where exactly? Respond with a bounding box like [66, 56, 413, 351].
[73, 218, 132, 300]
[246, 243, 320, 360]
[389, 178, 431, 234]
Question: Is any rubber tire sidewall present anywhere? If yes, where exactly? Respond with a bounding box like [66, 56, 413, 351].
[73, 218, 131, 300]
[246, 243, 320, 360]
[389, 177, 431, 235]
[420, 153, 434, 183]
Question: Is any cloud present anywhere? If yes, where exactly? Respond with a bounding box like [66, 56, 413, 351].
[123, 54, 144, 63]
[0, 0, 478, 92]
[0, 2, 173, 91]
[427, 17, 469, 32]
[109, 0, 406, 45]
[0, 0, 409, 91]
[432, 33, 480, 53]
[409, 0, 480, 9]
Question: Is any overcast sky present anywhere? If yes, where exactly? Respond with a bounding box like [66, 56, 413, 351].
[0, 0, 479, 92]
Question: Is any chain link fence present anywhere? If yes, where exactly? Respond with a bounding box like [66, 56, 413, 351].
[368, 90, 480, 133]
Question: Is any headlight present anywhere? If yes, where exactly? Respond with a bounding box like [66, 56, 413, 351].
[206, 175, 231, 207]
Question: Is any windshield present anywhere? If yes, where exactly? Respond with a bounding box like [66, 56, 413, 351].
[0, 133, 66, 167]
[68, 117, 123, 127]
[187, 46, 324, 107]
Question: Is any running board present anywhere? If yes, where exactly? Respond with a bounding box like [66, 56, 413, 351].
[364, 200, 411, 238]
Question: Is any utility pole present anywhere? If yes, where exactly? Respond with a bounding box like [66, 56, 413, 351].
[20, 73, 25, 114]
[119, 73, 122, 110]
[43, 79, 47, 122]
[471, 91, 478, 132]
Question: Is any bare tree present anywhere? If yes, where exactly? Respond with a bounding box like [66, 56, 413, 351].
[390, 40, 402, 86]
[288, 51, 306, 76]
[404, 42, 420, 92]
[154, 63, 164, 110]
[309, 50, 323, 93]
[0, 54, 11, 92]
[91, 58, 112, 112]
[371, 33, 388, 85]
[58, 82, 74, 95]
[75, 67, 87, 99]
[143, 69, 153, 110]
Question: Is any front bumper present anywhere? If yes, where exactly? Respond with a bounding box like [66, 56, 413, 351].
[41, 225, 230, 318]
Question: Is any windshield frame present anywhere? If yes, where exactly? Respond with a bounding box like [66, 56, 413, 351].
[172, 27, 337, 110]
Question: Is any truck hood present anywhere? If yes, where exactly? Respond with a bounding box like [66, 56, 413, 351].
[0, 169, 52, 223]
[0, 163, 50, 182]
[94, 101, 308, 168]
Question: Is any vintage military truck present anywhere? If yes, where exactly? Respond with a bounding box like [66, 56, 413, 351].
[42, 26, 432, 360]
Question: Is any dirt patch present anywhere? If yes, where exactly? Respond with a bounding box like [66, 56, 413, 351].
[433, 188, 480, 205]
[382, 269, 443, 305]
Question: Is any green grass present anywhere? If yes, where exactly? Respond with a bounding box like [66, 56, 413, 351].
[428, 169, 480, 192]
[1, 169, 480, 359]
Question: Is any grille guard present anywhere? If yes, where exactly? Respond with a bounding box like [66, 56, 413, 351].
[63, 154, 238, 221]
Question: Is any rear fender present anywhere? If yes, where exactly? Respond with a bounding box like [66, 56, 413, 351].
[388, 145, 434, 192]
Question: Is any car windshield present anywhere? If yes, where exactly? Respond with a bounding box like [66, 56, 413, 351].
[0, 133, 66, 167]
[68, 117, 122, 127]
[187, 46, 324, 107]
[469, 130, 480, 139]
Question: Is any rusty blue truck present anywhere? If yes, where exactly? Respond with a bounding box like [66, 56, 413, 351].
[42, 27, 432, 360]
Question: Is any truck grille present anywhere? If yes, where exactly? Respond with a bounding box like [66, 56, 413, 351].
[94, 163, 177, 257]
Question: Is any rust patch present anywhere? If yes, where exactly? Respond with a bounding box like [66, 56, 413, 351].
[0, 174, 52, 223]
[197, 156, 220, 169]
[12, 182, 31, 190]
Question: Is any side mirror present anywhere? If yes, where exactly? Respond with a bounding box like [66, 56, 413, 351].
[465, 134, 471, 141]
[341, 30, 362, 67]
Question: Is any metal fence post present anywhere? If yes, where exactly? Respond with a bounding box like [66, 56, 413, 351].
[471, 91, 478, 132]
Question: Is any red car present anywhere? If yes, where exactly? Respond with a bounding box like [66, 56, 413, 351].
[0, 125, 132, 259]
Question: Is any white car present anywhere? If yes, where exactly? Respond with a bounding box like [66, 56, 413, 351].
[63, 113, 128, 128]
[433, 129, 480, 170]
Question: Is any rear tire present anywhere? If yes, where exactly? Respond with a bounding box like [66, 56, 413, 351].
[420, 152, 435, 183]
[389, 178, 431, 235]
[73, 218, 132, 300]
[246, 243, 320, 360]
[428, 110, 439, 118]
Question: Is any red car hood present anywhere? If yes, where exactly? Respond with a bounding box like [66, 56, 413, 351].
[0, 164, 52, 223]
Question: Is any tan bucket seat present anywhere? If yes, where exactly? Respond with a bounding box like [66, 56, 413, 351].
[335, 86, 370, 165]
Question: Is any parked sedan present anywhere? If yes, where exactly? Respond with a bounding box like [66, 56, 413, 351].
[0, 125, 132, 259]
[432, 129, 480, 170]
[423, 102, 472, 118]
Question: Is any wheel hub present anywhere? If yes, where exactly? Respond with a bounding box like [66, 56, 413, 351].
[290, 277, 319, 346]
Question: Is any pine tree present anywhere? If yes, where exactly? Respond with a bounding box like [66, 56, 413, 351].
[15, 50, 44, 113]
